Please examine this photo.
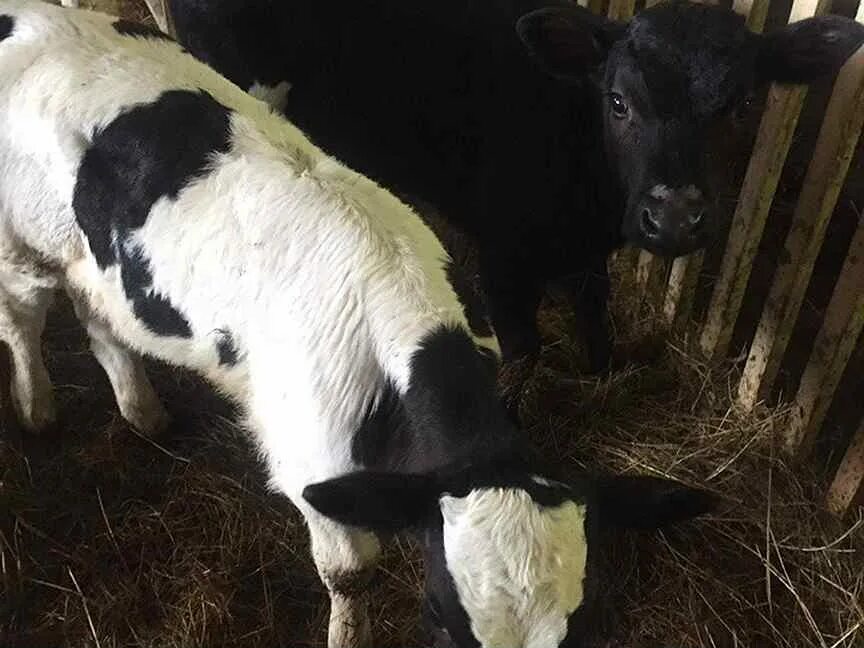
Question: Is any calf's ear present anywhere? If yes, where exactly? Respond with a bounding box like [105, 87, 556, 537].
[594, 475, 717, 530]
[303, 471, 440, 532]
[516, 5, 625, 80]
[757, 15, 864, 85]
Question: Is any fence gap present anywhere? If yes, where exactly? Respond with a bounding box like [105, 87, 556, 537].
[785, 217, 864, 455]
[738, 43, 864, 411]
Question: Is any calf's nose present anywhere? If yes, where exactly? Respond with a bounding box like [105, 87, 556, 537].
[637, 185, 709, 253]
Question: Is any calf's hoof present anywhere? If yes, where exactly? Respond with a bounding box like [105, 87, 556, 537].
[327, 592, 372, 648]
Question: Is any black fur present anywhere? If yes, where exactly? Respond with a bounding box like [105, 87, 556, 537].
[595, 474, 718, 529]
[73, 90, 232, 337]
[757, 15, 864, 84]
[215, 329, 239, 366]
[0, 14, 14, 42]
[112, 19, 175, 42]
[171, 0, 864, 370]
[352, 327, 513, 473]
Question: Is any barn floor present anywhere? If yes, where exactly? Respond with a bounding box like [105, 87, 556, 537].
[1, 2, 863, 648]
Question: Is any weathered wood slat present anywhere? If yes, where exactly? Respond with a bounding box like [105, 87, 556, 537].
[608, 0, 636, 21]
[699, 0, 828, 362]
[827, 417, 864, 516]
[588, 0, 608, 16]
[733, 0, 774, 31]
[636, 253, 670, 325]
[663, 252, 702, 332]
[786, 218, 864, 455]
[635, 251, 669, 325]
[142, 0, 173, 36]
[739, 44, 864, 411]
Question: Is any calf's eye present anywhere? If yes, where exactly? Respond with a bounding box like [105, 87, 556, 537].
[609, 93, 629, 119]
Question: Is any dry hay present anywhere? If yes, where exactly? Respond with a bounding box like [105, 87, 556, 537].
[1, 285, 861, 648]
[2, 2, 862, 647]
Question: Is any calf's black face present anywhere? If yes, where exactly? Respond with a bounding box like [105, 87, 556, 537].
[517, 1, 864, 257]
[304, 469, 716, 648]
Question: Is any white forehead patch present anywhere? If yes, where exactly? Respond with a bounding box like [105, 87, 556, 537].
[440, 488, 588, 648]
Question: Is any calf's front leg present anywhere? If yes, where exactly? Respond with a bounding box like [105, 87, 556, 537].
[563, 257, 613, 372]
[305, 509, 381, 648]
[478, 253, 543, 414]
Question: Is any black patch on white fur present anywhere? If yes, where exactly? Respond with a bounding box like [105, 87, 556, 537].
[0, 15, 14, 42]
[216, 329, 239, 366]
[351, 382, 406, 468]
[112, 19, 175, 42]
[351, 326, 512, 473]
[120, 244, 192, 337]
[73, 90, 232, 337]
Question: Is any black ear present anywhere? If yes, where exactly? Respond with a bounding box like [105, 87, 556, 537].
[757, 15, 864, 85]
[516, 6, 625, 79]
[302, 471, 440, 532]
[595, 475, 717, 530]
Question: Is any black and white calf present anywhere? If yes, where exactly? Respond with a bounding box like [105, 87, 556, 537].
[0, 3, 713, 646]
[169, 0, 864, 371]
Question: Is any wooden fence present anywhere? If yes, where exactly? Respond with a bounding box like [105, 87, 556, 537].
[585, 0, 864, 517]
[106, 0, 864, 516]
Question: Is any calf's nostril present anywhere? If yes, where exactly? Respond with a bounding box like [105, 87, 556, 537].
[641, 207, 660, 237]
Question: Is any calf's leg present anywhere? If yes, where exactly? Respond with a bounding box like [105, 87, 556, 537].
[0, 261, 56, 433]
[70, 296, 169, 436]
[564, 257, 613, 372]
[305, 508, 381, 648]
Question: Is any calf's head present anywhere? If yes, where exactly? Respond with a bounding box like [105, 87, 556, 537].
[517, 0, 864, 256]
[304, 465, 715, 647]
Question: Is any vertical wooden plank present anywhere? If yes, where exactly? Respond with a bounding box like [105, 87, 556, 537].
[143, 0, 173, 36]
[739, 44, 864, 411]
[634, 251, 669, 327]
[733, 0, 774, 32]
[663, 252, 702, 332]
[588, 0, 607, 16]
[786, 218, 864, 455]
[608, 0, 636, 20]
[636, 253, 670, 324]
[827, 418, 864, 516]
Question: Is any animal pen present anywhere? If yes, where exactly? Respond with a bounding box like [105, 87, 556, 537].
[1, 1, 863, 647]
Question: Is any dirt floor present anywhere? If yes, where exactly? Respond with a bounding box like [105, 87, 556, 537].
[1, 1, 863, 648]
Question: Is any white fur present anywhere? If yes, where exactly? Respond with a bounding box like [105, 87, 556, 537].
[0, 3, 490, 644]
[441, 488, 588, 648]
[248, 80, 292, 113]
